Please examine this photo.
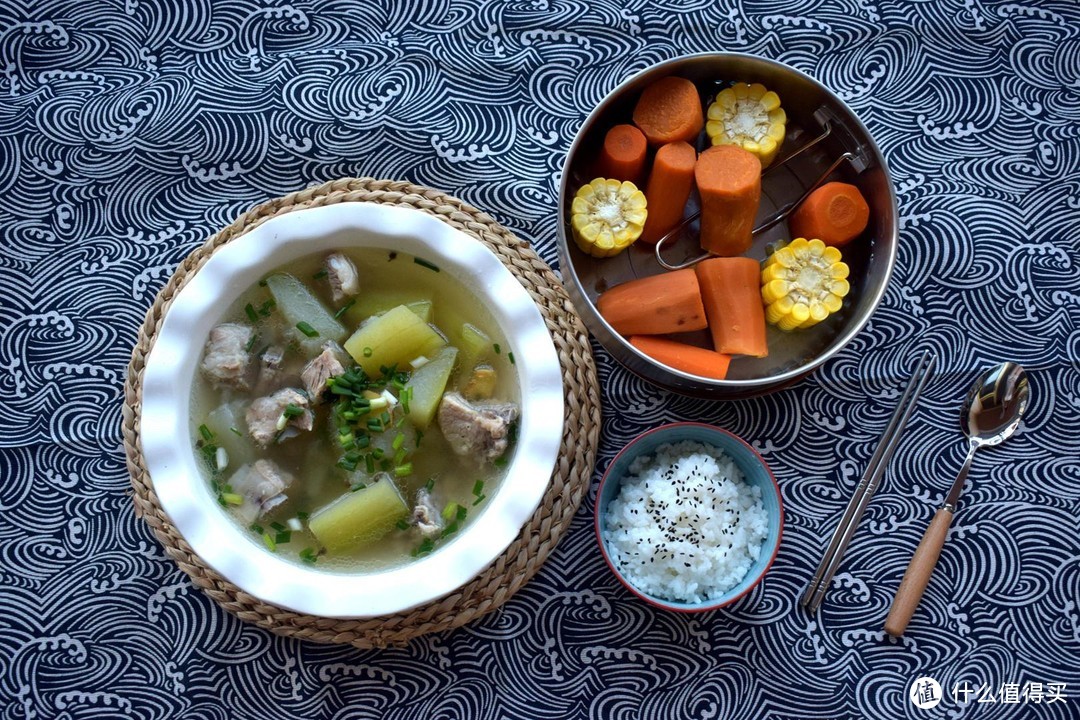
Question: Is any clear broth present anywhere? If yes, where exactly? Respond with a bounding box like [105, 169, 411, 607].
[191, 249, 518, 573]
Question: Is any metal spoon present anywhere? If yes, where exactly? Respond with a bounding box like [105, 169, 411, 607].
[884, 362, 1030, 637]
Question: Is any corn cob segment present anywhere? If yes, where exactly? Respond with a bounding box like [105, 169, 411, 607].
[570, 178, 648, 257]
[706, 83, 787, 168]
[761, 238, 850, 330]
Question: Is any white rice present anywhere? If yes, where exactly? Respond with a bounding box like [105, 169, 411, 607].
[603, 440, 768, 603]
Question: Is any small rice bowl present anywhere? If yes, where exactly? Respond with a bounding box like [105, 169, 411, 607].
[603, 440, 768, 603]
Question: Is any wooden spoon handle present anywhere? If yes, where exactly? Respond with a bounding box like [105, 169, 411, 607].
[884, 507, 954, 637]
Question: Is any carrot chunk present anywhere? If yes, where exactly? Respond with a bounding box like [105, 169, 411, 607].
[596, 269, 708, 336]
[597, 124, 648, 184]
[694, 145, 761, 257]
[629, 335, 731, 380]
[694, 257, 768, 357]
[632, 76, 704, 146]
[640, 141, 697, 244]
[788, 182, 870, 247]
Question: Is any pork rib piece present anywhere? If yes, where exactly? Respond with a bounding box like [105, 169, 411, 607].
[245, 387, 314, 448]
[437, 392, 519, 463]
[228, 459, 294, 524]
[325, 253, 360, 303]
[200, 323, 252, 388]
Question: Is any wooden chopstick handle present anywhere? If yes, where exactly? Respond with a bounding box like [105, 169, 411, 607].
[884, 507, 954, 637]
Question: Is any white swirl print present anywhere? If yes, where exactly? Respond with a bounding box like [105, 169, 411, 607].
[1, 1, 1078, 719]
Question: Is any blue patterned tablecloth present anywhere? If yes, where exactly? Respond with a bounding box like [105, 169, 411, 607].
[2, 1, 1078, 718]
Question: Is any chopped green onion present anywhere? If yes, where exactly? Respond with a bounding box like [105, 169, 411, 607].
[416, 430, 424, 449]
[337, 458, 358, 472]
[334, 298, 356, 319]
[395, 518, 410, 531]
[229, 426, 243, 437]
[221, 492, 244, 506]
[414, 257, 440, 272]
[349, 482, 366, 492]
[245, 332, 259, 352]
[508, 352, 515, 365]
[393, 447, 407, 465]
[400, 386, 412, 414]
[494, 456, 508, 468]
[249, 523, 264, 534]
[299, 547, 318, 564]
[392, 433, 405, 451]
[365, 455, 375, 474]
[363, 347, 373, 358]
[296, 511, 309, 522]
[244, 303, 259, 323]
[394, 463, 413, 477]
[472, 480, 485, 497]
[270, 521, 286, 532]
[472, 494, 486, 506]
[493, 343, 501, 354]
[410, 537, 436, 557]
[258, 298, 276, 317]
[424, 478, 436, 492]
[367, 418, 384, 433]
[262, 533, 277, 551]
[198, 424, 213, 442]
[199, 443, 218, 464]
[313, 268, 328, 280]
[283, 403, 305, 419]
[274, 530, 291, 544]
[441, 506, 467, 538]
[296, 321, 319, 338]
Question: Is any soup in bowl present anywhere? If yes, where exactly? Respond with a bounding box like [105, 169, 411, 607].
[140, 203, 563, 617]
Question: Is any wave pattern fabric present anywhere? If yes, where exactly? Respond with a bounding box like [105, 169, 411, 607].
[1, 1, 1078, 718]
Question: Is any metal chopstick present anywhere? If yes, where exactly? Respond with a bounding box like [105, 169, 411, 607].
[801, 350, 936, 613]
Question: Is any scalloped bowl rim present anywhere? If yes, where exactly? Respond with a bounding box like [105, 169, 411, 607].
[594, 422, 783, 612]
[140, 202, 564, 618]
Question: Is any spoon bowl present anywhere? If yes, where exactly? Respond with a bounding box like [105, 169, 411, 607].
[965, 362, 1030, 447]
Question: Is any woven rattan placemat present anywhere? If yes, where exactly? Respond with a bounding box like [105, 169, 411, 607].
[121, 178, 601, 649]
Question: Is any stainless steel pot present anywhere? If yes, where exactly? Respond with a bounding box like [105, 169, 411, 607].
[557, 53, 898, 399]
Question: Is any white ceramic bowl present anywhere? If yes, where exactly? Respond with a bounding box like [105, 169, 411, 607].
[141, 203, 564, 618]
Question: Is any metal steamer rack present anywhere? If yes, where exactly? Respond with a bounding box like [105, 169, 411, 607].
[654, 113, 871, 271]
[556, 53, 899, 399]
